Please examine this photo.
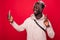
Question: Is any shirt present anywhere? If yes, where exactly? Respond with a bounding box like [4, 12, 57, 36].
[10, 14, 55, 40]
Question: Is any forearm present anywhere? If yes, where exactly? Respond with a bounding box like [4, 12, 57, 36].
[10, 21, 25, 32]
[46, 27, 55, 38]
[8, 11, 25, 32]
[46, 20, 55, 38]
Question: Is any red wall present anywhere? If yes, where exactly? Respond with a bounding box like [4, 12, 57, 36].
[0, 0, 60, 40]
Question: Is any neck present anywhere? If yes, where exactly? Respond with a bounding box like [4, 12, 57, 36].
[35, 13, 42, 20]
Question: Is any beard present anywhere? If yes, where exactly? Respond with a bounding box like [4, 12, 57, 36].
[34, 10, 42, 16]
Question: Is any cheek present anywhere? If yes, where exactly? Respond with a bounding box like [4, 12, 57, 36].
[34, 11, 37, 14]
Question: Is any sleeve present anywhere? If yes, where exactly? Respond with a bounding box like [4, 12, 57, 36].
[10, 20, 27, 32]
[46, 20, 55, 38]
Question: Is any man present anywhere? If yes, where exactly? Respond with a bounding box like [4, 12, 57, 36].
[8, 1, 55, 40]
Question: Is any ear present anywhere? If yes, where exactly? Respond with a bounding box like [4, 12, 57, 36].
[41, 3, 45, 9]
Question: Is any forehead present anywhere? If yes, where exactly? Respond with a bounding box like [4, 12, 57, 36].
[34, 2, 41, 7]
[35, 2, 41, 7]
[35, 2, 40, 5]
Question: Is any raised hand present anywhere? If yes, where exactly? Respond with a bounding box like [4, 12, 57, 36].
[8, 10, 13, 23]
[44, 14, 50, 27]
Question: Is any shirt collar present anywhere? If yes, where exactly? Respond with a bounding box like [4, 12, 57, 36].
[31, 13, 45, 20]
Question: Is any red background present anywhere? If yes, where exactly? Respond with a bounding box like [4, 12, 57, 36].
[0, 0, 60, 40]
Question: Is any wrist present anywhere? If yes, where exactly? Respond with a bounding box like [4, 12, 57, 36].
[46, 25, 50, 28]
[10, 20, 13, 23]
[10, 19, 14, 23]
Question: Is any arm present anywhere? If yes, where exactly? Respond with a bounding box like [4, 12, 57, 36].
[8, 10, 27, 32]
[10, 21, 26, 32]
[46, 20, 55, 38]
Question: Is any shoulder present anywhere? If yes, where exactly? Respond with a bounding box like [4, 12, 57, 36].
[24, 17, 32, 23]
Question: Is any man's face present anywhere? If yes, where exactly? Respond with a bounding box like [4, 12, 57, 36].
[33, 2, 44, 16]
